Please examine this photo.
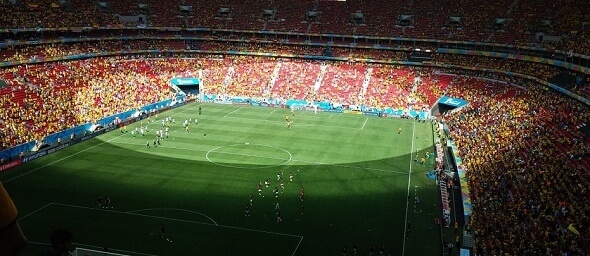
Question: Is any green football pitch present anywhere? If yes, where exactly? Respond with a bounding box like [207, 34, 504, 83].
[1, 103, 443, 256]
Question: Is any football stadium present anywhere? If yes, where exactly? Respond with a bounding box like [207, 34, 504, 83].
[0, 0, 589, 256]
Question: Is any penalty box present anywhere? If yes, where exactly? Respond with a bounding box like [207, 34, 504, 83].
[19, 203, 302, 256]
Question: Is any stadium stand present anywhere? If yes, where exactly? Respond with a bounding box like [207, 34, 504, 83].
[0, 0, 587, 54]
[363, 65, 413, 110]
[0, 0, 589, 254]
[225, 56, 278, 98]
[315, 61, 367, 104]
[271, 59, 321, 101]
[444, 77, 590, 255]
[0, 57, 173, 149]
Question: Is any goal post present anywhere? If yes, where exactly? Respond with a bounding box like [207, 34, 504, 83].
[73, 247, 130, 256]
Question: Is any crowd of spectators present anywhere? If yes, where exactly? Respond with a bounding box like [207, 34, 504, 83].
[315, 62, 366, 105]
[0, 35, 586, 99]
[363, 65, 414, 110]
[1, 0, 589, 56]
[434, 53, 564, 82]
[443, 75, 590, 255]
[0, 1, 589, 255]
[270, 59, 322, 101]
[2, 41, 576, 97]
[1, 40, 587, 149]
[412, 70, 454, 106]
[0, 40, 184, 63]
[225, 56, 278, 99]
[0, 57, 174, 149]
[0, 48, 455, 149]
[0, 0, 121, 29]
[0, 18, 588, 255]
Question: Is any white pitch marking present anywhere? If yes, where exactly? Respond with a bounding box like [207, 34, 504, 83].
[128, 208, 219, 225]
[4, 104, 200, 184]
[47, 203, 303, 239]
[402, 120, 416, 256]
[109, 141, 409, 174]
[224, 107, 243, 117]
[27, 241, 159, 256]
[226, 115, 360, 130]
[205, 143, 293, 169]
[361, 118, 368, 130]
[3, 135, 125, 184]
[18, 203, 53, 221]
[292, 236, 303, 256]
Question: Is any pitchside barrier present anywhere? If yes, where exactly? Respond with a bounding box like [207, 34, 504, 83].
[206, 95, 430, 119]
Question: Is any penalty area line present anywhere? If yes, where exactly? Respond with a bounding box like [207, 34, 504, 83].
[361, 118, 368, 130]
[18, 203, 54, 221]
[224, 107, 243, 117]
[49, 202, 303, 239]
[128, 208, 219, 226]
[292, 236, 303, 256]
[27, 241, 160, 256]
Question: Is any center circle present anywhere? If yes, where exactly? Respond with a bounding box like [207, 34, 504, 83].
[205, 143, 292, 169]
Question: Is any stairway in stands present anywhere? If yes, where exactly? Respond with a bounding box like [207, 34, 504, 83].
[462, 231, 474, 248]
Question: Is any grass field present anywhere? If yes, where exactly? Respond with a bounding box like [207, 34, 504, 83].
[0, 103, 442, 256]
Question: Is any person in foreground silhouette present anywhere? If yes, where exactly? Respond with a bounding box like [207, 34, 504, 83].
[40, 228, 73, 256]
[0, 181, 27, 256]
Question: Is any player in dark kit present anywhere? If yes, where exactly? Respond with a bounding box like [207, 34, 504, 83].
[276, 211, 283, 223]
[198, 106, 202, 115]
[97, 196, 103, 208]
[300, 187, 305, 202]
[104, 197, 111, 209]
[159, 224, 172, 242]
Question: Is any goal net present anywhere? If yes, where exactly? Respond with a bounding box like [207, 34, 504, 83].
[73, 247, 130, 256]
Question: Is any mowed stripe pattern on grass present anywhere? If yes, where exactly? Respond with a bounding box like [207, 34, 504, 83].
[2, 103, 438, 256]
